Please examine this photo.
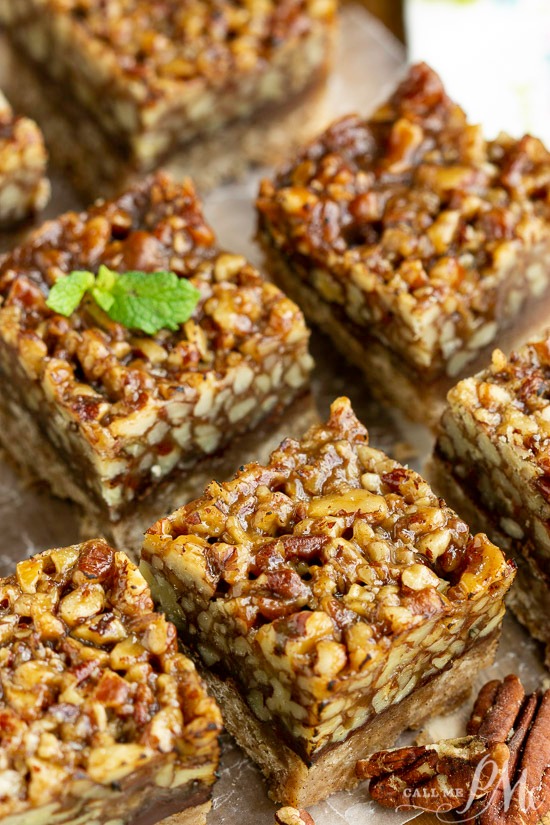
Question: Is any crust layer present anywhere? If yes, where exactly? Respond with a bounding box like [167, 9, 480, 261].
[202, 634, 499, 808]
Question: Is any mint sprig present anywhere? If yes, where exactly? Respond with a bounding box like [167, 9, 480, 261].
[46, 265, 201, 335]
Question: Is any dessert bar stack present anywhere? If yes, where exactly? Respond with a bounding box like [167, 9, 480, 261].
[0, 539, 221, 825]
[142, 397, 515, 806]
[0, 172, 313, 554]
[258, 63, 550, 424]
[0, 0, 336, 198]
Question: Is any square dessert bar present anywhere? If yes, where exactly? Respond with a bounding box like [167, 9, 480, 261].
[141, 397, 516, 807]
[257, 62, 550, 425]
[0, 172, 313, 554]
[0, 0, 336, 198]
[0, 90, 49, 227]
[432, 335, 550, 669]
[0, 539, 222, 825]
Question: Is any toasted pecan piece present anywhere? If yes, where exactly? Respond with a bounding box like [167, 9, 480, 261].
[275, 808, 315, 825]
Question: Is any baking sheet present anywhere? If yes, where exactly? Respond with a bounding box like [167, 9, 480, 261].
[0, 6, 547, 824]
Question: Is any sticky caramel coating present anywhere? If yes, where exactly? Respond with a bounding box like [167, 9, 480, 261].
[258, 63, 550, 378]
[0, 539, 221, 820]
[143, 398, 515, 758]
[0, 172, 311, 514]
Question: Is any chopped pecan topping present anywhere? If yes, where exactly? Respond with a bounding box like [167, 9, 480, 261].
[258, 63, 550, 379]
[143, 397, 514, 762]
[18, 1, 334, 92]
[0, 89, 49, 227]
[0, 172, 311, 516]
[0, 539, 221, 819]
[147, 396, 513, 649]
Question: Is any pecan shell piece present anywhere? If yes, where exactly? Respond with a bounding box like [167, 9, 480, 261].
[356, 737, 509, 813]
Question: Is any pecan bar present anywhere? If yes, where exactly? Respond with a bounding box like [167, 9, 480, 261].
[0, 89, 49, 227]
[141, 396, 515, 807]
[432, 335, 550, 668]
[0, 172, 313, 556]
[257, 63, 550, 425]
[0, 539, 222, 825]
[0, 0, 335, 199]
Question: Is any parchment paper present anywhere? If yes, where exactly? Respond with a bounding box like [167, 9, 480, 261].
[0, 7, 546, 824]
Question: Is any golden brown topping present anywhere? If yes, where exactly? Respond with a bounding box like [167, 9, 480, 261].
[447, 335, 550, 506]
[0, 89, 50, 226]
[258, 63, 550, 377]
[146, 397, 514, 671]
[0, 173, 303, 414]
[0, 171, 311, 514]
[0, 539, 221, 818]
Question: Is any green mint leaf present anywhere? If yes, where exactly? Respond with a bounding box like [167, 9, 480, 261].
[95, 264, 116, 294]
[91, 287, 115, 314]
[46, 270, 95, 316]
[100, 269, 201, 335]
[45, 265, 201, 335]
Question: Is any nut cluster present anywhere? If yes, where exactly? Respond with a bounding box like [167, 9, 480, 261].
[0, 539, 221, 819]
[357, 675, 550, 825]
[146, 397, 514, 677]
[0, 172, 311, 513]
[258, 63, 550, 378]
[0, 89, 50, 226]
[54, 0, 334, 89]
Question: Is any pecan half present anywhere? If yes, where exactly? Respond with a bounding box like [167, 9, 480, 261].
[274, 808, 315, 825]
[355, 675, 550, 823]
[473, 686, 550, 825]
[357, 737, 509, 813]
[467, 674, 525, 743]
